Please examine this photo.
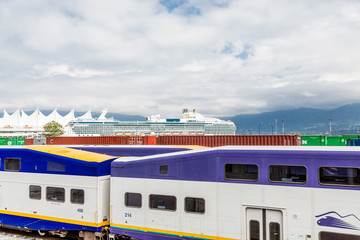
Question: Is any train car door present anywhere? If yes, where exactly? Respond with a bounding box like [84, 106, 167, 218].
[246, 208, 283, 240]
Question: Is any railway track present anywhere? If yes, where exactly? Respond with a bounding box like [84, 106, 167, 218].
[0, 228, 76, 240]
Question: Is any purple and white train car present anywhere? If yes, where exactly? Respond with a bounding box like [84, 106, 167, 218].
[110, 146, 360, 240]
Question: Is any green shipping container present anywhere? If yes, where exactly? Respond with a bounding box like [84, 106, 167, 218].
[0, 137, 25, 146]
[302, 135, 360, 146]
[326, 136, 348, 146]
[301, 136, 326, 146]
[0, 138, 8, 145]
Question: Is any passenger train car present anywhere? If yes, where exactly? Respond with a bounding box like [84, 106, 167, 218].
[0, 145, 199, 239]
[0, 145, 117, 239]
[110, 146, 360, 240]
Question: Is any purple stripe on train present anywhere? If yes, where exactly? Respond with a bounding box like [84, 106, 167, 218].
[112, 148, 360, 190]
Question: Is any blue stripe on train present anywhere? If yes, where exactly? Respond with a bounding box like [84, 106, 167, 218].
[0, 148, 115, 176]
[0, 213, 101, 232]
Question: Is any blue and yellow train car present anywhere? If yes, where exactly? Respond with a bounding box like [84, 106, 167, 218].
[0, 145, 117, 239]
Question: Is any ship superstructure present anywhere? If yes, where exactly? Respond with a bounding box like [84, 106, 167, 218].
[67, 109, 236, 136]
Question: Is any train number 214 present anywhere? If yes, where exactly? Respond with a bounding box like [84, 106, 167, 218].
[125, 213, 132, 218]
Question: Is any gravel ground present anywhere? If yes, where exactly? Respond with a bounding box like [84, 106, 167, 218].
[0, 229, 68, 240]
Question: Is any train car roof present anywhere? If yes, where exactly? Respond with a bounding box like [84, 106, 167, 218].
[0, 146, 119, 176]
[112, 145, 360, 165]
[0, 145, 118, 162]
[65, 145, 205, 157]
[111, 146, 360, 190]
[63, 145, 205, 150]
[26, 145, 116, 162]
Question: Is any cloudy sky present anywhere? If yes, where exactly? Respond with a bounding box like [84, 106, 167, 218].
[0, 0, 360, 117]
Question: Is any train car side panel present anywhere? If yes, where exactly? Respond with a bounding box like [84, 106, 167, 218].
[110, 146, 360, 240]
[0, 172, 102, 231]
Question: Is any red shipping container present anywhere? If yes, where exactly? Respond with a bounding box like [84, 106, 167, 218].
[157, 135, 301, 147]
[45, 135, 301, 146]
[143, 136, 157, 145]
[46, 136, 132, 145]
[25, 138, 34, 145]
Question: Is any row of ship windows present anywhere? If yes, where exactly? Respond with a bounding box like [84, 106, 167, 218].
[29, 185, 84, 204]
[73, 126, 207, 130]
[125, 193, 205, 214]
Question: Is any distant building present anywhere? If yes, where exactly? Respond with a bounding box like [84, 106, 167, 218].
[0, 108, 76, 137]
[0, 108, 236, 137]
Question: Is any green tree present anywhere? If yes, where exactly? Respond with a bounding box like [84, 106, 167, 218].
[43, 121, 65, 137]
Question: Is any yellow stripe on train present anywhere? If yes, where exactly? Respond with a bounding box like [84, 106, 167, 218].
[111, 223, 239, 240]
[25, 145, 116, 162]
[0, 209, 109, 228]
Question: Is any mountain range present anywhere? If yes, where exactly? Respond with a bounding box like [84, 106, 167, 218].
[224, 103, 360, 135]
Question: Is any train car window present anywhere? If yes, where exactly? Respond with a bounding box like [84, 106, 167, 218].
[71, 189, 84, 204]
[269, 222, 280, 240]
[47, 161, 66, 172]
[250, 220, 260, 240]
[149, 194, 176, 211]
[319, 167, 360, 186]
[225, 163, 258, 181]
[269, 165, 307, 183]
[125, 192, 142, 208]
[46, 187, 65, 202]
[185, 197, 205, 214]
[319, 231, 360, 240]
[159, 165, 168, 175]
[29, 185, 41, 200]
[4, 158, 21, 171]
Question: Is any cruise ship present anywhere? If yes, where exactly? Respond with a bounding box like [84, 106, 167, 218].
[67, 109, 236, 136]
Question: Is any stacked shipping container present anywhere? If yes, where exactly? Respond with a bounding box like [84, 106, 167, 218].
[22, 135, 360, 146]
[301, 135, 360, 146]
[0, 137, 25, 145]
[45, 136, 157, 145]
[35, 135, 301, 147]
[157, 135, 301, 147]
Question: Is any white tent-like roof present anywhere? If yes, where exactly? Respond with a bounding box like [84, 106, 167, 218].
[0, 108, 110, 137]
[78, 110, 93, 120]
[0, 108, 83, 129]
[0, 109, 20, 127]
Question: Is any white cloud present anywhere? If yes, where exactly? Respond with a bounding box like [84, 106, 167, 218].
[317, 73, 360, 84]
[302, 91, 318, 98]
[0, 0, 360, 116]
[34, 64, 112, 78]
[178, 61, 207, 72]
